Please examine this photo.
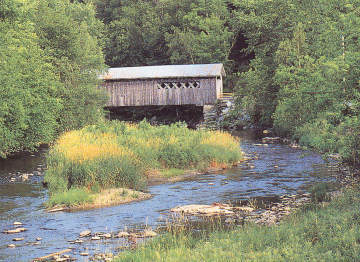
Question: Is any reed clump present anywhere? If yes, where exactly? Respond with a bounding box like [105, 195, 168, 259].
[44, 120, 243, 206]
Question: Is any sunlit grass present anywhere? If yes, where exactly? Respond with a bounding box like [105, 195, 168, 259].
[47, 188, 93, 208]
[116, 187, 360, 262]
[159, 168, 186, 178]
[47, 187, 150, 209]
[44, 120, 243, 206]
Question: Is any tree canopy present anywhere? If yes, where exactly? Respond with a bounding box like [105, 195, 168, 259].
[0, 0, 107, 157]
[1, 0, 360, 166]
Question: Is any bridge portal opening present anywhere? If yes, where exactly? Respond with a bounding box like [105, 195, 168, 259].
[106, 105, 204, 128]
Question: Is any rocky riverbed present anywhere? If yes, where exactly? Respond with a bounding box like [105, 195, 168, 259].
[0, 131, 344, 261]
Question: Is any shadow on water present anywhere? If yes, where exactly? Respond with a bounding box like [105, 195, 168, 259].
[0, 131, 339, 261]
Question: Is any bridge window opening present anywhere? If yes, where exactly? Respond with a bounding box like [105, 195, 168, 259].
[157, 81, 200, 89]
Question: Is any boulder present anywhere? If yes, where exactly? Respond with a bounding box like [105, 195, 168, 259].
[91, 236, 101, 240]
[56, 258, 69, 262]
[141, 229, 157, 238]
[262, 137, 281, 144]
[234, 206, 254, 212]
[21, 174, 29, 181]
[116, 231, 129, 238]
[79, 230, 91, 237]
[74, 239, 84, 244]
[171, 203, 234, 216]
[4, 227, 27, 234]
[12, 238, 24, 241]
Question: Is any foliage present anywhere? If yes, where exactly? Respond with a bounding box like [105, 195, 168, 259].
[47, 187, 93, 208]
[95, 0, 233, 66]
[44, 120, 243, 194]
[231, 0, 297, 127]
[0, 0, 107, 157]
[231, 0, 360, 165]
[164, 0, 233, 65]
[33, 0, 108, 132]
[0, 1, 62, 157]
[116, 187, 360, 261]
[2, 0, 360, 168]
[99, 0, 168, 66]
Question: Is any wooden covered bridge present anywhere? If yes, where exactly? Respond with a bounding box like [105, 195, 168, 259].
[99, 63, 230, 124]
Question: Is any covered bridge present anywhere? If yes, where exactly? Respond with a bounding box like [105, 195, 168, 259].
[99, 63, 226, 107]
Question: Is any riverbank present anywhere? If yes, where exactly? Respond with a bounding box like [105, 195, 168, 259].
[45, 166, 231, 211]
[46, 188, 152, 212]
[116, 183, 360, 261]
[44, 120, 243, 209]
[1, 129, 346, 261]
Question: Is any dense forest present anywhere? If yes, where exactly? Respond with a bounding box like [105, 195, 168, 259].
[1, 0, 359, 166]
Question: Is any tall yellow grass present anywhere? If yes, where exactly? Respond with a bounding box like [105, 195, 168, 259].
[54, 131, 134, 163]
[45, 121, 243, 194]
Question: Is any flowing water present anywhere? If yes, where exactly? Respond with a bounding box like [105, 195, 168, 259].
[0, 131, 338, 261]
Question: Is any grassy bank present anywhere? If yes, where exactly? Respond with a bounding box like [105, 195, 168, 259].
[47, 188, 151, 210]
[44, 120, 243, 208]
[116, 186, 360, 261]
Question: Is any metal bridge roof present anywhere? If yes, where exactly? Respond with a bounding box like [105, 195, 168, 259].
[99, 63, 226, 80]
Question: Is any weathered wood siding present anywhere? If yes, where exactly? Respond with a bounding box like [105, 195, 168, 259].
[101, 77, 218, 107]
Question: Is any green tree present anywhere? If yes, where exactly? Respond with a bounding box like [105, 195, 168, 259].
[164, 0, 233, 64]
[0, 0, 108, 157]
[96, 0, 169, 66]
[95, 0, 233, 66]
[33, 0, 107, 132]
[231, 0, 297, 126]
[0, 2, 62, 156]
[231, 0, 360, 165]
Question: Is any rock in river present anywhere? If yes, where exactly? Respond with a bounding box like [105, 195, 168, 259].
[12, 238, 24, 241]
[116, 231, 130, 238]
[262, 137, 281, 144]
[79, 230, 91, 237]
[91, 236, 101, 240]
[141, 228, 157, 238]
[171, 203, 234, 216]
[4, 227, 27, 234]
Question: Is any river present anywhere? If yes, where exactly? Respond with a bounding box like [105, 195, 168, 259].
[0, 131, 338, 261]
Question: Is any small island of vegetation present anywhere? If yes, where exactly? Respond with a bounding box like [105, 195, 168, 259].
[44, 120, 243, 210]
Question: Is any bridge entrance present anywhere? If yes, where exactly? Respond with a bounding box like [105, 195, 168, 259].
[106, 105, 204, 128]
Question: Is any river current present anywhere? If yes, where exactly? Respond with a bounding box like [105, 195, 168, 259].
[0, 131, 338, 261]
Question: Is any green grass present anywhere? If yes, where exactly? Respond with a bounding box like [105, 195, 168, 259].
[44, 120, 243, 207]
[47, 188, 93, 208]
[159, 168, 187, 178]
[116, 187, 360, 261]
